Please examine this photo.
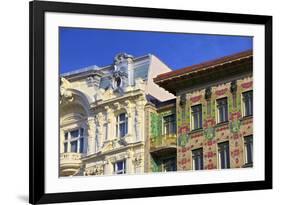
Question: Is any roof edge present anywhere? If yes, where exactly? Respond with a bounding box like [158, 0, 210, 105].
[154, 49, 253, 83]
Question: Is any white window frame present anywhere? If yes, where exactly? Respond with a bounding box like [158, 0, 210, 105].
[242, 90, 253, 117]
[162, 114, 176, 135]
[216, 97, 228, 124]
[113, 160, 126, 174]
[63, 128, 85, 154]
[217, 141, 230, 169]
[243, 135, 253, 164]
[192, 148, 204, 170]
[191, 104, 203, 130]
[116, 113, 128, 138]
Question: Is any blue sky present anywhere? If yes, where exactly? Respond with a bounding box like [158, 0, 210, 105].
[59, 27, 252, 74]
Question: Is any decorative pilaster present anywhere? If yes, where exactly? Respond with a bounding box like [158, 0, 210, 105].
[124, 100, 133, 138]
[86, 117, 95, 155]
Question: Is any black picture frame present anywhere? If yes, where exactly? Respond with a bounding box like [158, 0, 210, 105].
[29, 0, 272, 204]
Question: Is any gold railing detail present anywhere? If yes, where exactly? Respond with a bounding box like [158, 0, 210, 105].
[150, 134, 177, 150]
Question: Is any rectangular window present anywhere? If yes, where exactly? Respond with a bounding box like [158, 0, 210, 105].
[114, 160, 126, 174]
[163, 114, 176, 135]
[217, 98, 228, 123]
[243, 91, 253, 117]
[191, 104, 202, 130]
[218, 141, 230, 169]
[192, 148, 204, 170]
[163, 157, 177, 172]
[244, 135, 253, 165]
[63, 128, 85, 154]
[117, 113, 128, 138]
[70, 141, 78, 153]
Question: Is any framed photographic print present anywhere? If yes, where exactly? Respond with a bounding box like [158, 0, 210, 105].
[29, 0, 272, 204]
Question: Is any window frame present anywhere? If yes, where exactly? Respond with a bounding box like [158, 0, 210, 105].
[217, 141, 230, 169]
[113, 160, 126, 174]
[116, 112, 128, 138]
[162, 114, 176, 135]
[242, 90, 253, 117]
[191, 104, 203, 130]
[63, 127, 85, 154]
[192, 148, 204, 170]
[243, 135, 253, 165]
[216, 97, 229, 124]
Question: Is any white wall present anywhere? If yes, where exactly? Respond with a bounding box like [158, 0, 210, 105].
[0, 0, 279, 205]
[146, 55, 175, 101]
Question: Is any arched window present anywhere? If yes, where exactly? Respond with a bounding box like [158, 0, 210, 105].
[63, 128, 85, 153]
[116, 113, 128, 138]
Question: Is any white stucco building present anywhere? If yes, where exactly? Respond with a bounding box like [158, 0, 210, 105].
[59, 53, 174, 176]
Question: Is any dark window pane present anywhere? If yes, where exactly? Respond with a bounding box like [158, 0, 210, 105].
[243, 91, 253, 116]
[115, 160, 126, 174]
[192, 148, 203, 170]
[71, 141, 78, 152]
[118, 113, 128, 137]
[192, 105, 202, 130]
[64, 142, 68, 152]
[120, 123, 126, 137]
[244, 135, 253, 164]
[218, 142, 230, 169]
[163, 157, 176, 172]
[217, 98, 228, 123]
[119, 113, 126, 121]
[70, 130, 79, 139]
[163, 114, 176, 134]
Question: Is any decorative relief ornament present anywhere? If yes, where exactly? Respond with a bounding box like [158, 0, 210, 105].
[203, 118, 216, 140]
[133, 156, 142, 167]
[178, 134, 190, 147]
[59, 77, 74, 104]
[230, 112, 241, 133]
[179, 94, 186, 106]
[85, 165, 104, 176]
[230, 80, 237, 93]
[205, 87, 212, 100]
[203, 127, 215, 140]
[178, 125, 190, 147]
[113, 53, 134, 65]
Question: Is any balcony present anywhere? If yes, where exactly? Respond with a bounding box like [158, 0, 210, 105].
[60, 152, 82, 176]
[150, 134, 177, 157]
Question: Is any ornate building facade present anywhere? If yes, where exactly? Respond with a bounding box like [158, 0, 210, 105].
[59, 53, 174, 176]
[146, 99, 177, 172]
[59, 50, 253, 176]
[154, 50, 253, 171]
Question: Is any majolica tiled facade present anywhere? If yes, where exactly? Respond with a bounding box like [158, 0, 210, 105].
[154, 50, 253, 171]
[59, 50, 253, 176]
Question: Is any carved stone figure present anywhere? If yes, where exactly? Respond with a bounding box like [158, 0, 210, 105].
[60, 77, 73, 104]
[113, 53, 134, 65]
